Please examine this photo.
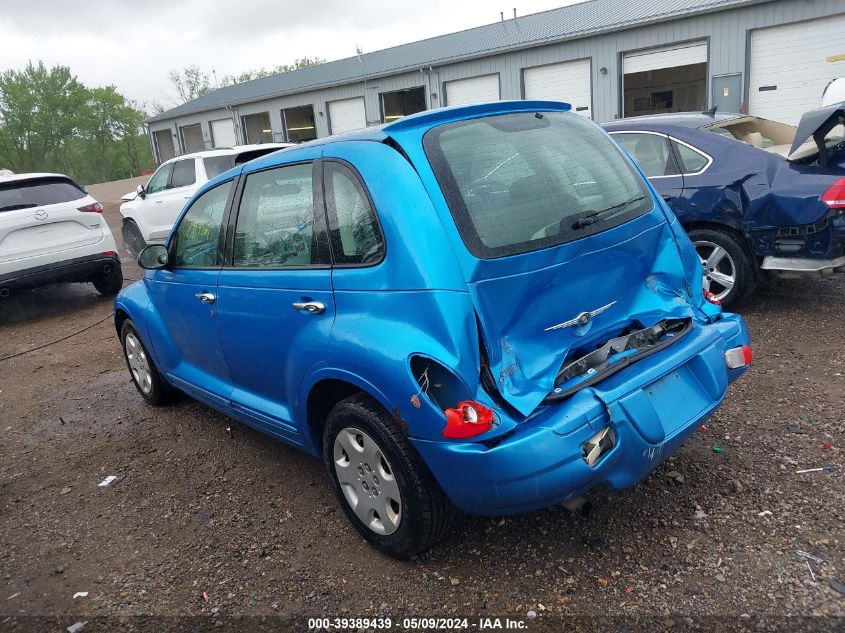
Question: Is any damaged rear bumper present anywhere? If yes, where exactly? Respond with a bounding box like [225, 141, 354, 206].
[412, 314, 749, 515]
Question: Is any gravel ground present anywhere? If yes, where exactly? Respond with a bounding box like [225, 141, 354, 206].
[0, 179, 843, 631]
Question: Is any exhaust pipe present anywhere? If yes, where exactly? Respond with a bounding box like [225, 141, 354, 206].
[0, 288, 9, 298]
[561, 496, 593, 518]
[103, 263, 112, 274]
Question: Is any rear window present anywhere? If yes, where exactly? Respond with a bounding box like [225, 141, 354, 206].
[424, 111, 651, 258]
[203, 155, 235, 179]
[0, 177, 86, 212]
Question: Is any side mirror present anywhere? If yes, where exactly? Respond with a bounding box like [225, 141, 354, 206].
[138, 244, 168, 270]
[136, 184, 146, 199]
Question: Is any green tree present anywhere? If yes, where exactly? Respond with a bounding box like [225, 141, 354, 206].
[219, 57, 325, 87]
[0, 61, 87, 173]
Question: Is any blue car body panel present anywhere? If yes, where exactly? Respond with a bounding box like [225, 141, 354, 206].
[116, 100, 750, 515]
[603, 114, 845, 264]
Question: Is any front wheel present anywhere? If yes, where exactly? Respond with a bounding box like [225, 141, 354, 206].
[688, 227, 757, 310]
[323, 394, 456, 558]
[120, 320, 175, 405]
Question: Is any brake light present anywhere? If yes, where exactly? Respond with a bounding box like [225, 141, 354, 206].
[442, 401, 495, 439]
[703, 290, 721, 306]
[821, 177, 845, 209]
[78, 202, 104, 213]
[103, 251, 117, 257]
[725, 345, 753, 369]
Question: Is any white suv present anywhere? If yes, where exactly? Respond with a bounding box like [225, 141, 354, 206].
[119, 143, 292, 250]
[0, 173, 122, 297]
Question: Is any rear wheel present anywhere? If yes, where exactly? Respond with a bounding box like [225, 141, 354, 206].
[688, 227, 756, 309]
[121, 320, 175, 405]
[92, 263, 123, 296]
[323, 394, 456, 558]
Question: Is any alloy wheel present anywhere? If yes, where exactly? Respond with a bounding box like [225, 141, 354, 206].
[694, 240, 736, 302]
[333, 427, 402, 535]
[124, 332, 153, 394]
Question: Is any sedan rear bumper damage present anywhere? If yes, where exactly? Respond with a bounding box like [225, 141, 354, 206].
[761, 254, 845, 278]
[413, 314, 750, 515]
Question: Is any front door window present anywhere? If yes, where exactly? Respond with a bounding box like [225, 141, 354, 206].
[171, 180, 233, 267]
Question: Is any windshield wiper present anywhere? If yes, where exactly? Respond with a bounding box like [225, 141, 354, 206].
[0, 203, 37, 212]
[573, 195, 646, 229]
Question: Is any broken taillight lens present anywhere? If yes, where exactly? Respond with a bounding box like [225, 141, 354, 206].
[724, 345, 753, 369]
[821, 177, 845, 209]
[703, 290, 721, 306]
[78, 202, 104, 213]
[442, 401, 494, 439]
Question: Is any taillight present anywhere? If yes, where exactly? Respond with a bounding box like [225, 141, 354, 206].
[103, 251, 117, 257]
[442, 401, 495, 439]
[821, 177, 845, 209]
[703, 290, 721, 306]
[725, 345, 753, 369]
[78, 202, 104, 213]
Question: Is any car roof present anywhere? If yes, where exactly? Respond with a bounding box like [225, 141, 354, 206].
[161, 143, 295, 164]
[604, 111, 744, 130]
[0, 172, 77, 184]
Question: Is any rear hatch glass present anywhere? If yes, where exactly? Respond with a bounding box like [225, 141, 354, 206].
[424, 111, 651, 258]
[0, 177, 86, 212]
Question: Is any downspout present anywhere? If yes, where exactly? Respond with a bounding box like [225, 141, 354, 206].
[227, 105, 242, 145]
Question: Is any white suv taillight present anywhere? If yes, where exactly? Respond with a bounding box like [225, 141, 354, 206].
[78, 202, 104, 213]
[725, 345, 753, 369]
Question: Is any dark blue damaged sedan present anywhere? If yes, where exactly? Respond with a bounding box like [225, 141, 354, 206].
[604, 103, 845, 308]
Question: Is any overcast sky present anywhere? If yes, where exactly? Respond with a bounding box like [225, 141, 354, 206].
[0, 0, 582, 109]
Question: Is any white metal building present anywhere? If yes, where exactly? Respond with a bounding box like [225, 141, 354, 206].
[147, 0, 845, 163]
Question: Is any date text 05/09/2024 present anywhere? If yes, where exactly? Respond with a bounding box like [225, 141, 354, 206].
[308, 617, 530, 629]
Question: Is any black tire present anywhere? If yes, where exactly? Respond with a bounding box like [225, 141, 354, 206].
[121, 219, 147, 257]
[323, 394, 456, 558]
[688, 227, 757, 310]
[120, 320, 176, 405]
[92, 263, 123, 296]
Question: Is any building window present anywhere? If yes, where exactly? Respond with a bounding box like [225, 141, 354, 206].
[241, 112, 273, 144]
[380, 87, 426, 123]
[281, 105, 317, 143]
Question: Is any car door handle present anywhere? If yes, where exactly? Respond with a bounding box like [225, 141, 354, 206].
[292, 301, 325, 314]
[195, 292, 216, 304]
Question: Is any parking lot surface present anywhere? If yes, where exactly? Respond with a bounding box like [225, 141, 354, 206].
[0, 179, 843, 628]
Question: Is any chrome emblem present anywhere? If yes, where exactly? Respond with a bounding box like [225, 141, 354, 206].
[34, 209, 48, 220]
[544, 301, 617, 332]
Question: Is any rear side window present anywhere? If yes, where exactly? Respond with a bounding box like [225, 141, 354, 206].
[203, 155, 235, 179]
[0, 177, 86, 212]
[324, 162, 384, 265]
[425, 111, 651, 258]
[170, 159, 197, 188]
[233, 163, 324, 267]
[612, 133, 680, 179]
[672, 140, 710, 174]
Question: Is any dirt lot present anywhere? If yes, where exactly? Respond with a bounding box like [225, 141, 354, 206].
[0, 178, 843, 631]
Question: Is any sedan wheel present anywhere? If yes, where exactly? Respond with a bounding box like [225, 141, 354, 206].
[124, 331, 153, 395]
[694, 240, 737, 302]
[333, 426, 402, 535]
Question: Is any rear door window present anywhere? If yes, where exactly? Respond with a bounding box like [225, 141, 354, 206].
[612, 133, 680, 178]
[0, 177, 86, 211]
[324, 162, 384, 265]
[233, 163, 326, 267]
[170, 159, 197, 188]
[424, 111, 651, 258]
[671, 140, 710, 174]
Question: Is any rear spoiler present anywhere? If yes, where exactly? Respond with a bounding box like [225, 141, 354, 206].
[788, 101, 845, 166]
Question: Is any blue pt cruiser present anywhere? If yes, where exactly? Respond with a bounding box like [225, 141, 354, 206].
[115, 101, 751, 557]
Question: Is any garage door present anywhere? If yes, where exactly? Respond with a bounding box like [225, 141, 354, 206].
[445, 74, 500, 106]
[750, 15, 845, 126]
[524, 59, 592, 118]
[210, 118, 237, 147]
[328, 97, 366, 135]
[622, 42, 708, 116]
[180, 124, 204, 153]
